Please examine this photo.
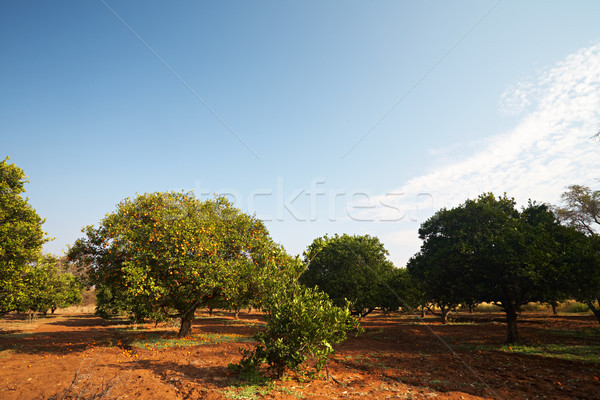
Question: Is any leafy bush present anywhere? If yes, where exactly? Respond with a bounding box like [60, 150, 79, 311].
[520, 302, 551, 312]
[475, 303, 502, 312]
[559, 300, 592, 313]
[233, 283, 361, 378]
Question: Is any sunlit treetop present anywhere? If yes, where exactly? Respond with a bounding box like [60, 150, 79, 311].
[68, 191, 294, 336]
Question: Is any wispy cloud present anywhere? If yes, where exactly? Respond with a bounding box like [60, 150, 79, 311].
[361, 42, 600, 265]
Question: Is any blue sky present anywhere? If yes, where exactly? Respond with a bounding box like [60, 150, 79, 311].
[2, 1, 600, 266]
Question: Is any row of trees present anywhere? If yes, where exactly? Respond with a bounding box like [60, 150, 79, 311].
[297, 189, 600, 344]
[300, 234, 421, 317]
[2, 158, 358, 376]
[67, 191, 309, 336]
[0, 158, 83, 316]
[407, 192, 599, 343]
[3, 155, 599, 372]
[66, 190, 359, 376]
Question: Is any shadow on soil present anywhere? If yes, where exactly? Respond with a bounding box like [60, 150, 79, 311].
[0, 312, 261, 356]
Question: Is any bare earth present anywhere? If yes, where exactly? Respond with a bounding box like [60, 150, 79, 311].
[1, 309, 599, 400]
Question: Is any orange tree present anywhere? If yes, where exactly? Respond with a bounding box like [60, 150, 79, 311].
[68, 192, 283, 336]
[233, 252, 361, 378]
[0, 157, 50, 316]
[20, 254, 83, 316]
[410, 193, 574, 343]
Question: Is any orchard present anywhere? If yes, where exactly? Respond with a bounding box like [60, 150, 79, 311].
[2, 157, 600, 396]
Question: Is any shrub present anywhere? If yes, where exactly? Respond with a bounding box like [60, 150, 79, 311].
[475, 303, 502, 312]
[559, 300, 592, 313]
[520, 302, 551, 312]
[233, 283, 361, 378]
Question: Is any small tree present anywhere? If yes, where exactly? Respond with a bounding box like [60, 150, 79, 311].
[234, 275, 360, 378]
[556, 185, 600, 321]
[0, 157, 49, 316]
[20, 255, 83, 316]
[556, 185, 599, 236]
[407, 260, 456, 324]
[380, 267, 425, 315]
[300, 234, 395, 317]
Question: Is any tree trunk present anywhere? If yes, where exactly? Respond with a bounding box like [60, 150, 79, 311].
[178, 314, 193, 337]
[234, 309, 240, 320]
[586, 301, 600, 324]
[178, 304, 199, 337]
[51, 307, 57, 315]
[505, 307, 519, 344]
[440, 307, 450, 324]
[550, 302, 558, 315]
[427, 305, 452, 324]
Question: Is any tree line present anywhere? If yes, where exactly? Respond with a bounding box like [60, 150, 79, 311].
[0, 158, 83, 317]
[2, 156, 599, 375]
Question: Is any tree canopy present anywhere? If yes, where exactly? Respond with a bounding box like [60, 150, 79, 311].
[556, 185, 600, 322]
[300, 234, 395, 317]
[68, 192, 298, 336]
[556, 184, 599, 235]
[410, 193, 573, 342]
[0, 157, 49, 315]
[20, 254, 84, 315]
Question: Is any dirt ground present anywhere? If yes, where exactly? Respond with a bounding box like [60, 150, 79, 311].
[1, 309, 599, 400]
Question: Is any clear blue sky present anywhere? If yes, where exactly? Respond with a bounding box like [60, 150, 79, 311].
[2, 1, 600, 266]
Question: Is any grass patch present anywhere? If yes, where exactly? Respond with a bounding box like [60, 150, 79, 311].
[0, 344, 23, 354]
[499, 343, 600, 363]
[222, 372, 304, 400]
[222, 367, 272, 400]
[0, 332, 33, 339]
[131, 332, 253, 349]
[226, 320, 267, 328]
[222, 385, 271, 400]
[546, 327, 600, 339]
[428, 379, 451, 385]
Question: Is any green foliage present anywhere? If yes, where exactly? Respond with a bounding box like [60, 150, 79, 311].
[19, 255, 84, 314]
[234, 281, 361, 378]
[410, 193, 576, 341]
[0, 157, 50, 315]
[558, 300, 593, 313]
[555, 185, 600, 323]
[131, 332, 251, 349]
[380, 267, 424, 314]
[498, 343, 600, 364]
[68, 192, 290, 336]
[519, 302, 550, 312]
[14, 255, 84, 315]
[300, 234, 395, 317]
[475, 303, 502, 312]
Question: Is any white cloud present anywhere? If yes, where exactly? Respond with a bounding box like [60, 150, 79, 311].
[362, 42, 600, 267]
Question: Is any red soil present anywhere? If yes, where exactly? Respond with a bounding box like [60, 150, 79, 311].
[1, 310, 599, 399]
